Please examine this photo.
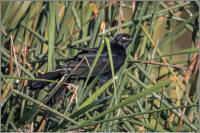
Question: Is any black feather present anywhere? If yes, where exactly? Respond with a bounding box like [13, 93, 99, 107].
[28, 34, 135, 105]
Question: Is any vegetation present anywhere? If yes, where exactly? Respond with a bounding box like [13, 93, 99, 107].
[1, 1, 199, 132]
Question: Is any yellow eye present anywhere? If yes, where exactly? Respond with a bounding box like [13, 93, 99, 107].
[122, 37, 126, 40]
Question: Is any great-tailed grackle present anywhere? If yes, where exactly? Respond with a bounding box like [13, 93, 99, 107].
[28, 33, 140, 104]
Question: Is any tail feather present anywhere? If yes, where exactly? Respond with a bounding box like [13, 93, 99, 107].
[29, 70, 62, 90]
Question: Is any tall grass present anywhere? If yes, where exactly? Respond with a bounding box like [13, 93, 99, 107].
[1, 1, 199, 132]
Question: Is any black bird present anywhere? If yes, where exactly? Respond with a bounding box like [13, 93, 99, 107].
[28, 33, 138, 104]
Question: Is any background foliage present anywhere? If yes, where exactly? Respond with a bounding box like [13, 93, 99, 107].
[1, 1, 199, 132]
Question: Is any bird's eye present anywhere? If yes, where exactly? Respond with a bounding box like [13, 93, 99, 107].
[122, 36, 130, 41]
[122, 37, 127, 40]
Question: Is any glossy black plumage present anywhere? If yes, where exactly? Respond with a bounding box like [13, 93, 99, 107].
[28, 33, 135, 104]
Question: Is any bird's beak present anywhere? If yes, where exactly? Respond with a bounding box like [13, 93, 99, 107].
[129, 37, 133, 42]
[136, 35, 144, 39]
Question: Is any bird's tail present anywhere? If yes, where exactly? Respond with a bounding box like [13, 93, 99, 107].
[28, 69, 63, 90]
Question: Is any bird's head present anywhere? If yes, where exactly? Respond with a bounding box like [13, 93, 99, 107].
[114, 33, 143, 49]
[114, 34, 133, 49]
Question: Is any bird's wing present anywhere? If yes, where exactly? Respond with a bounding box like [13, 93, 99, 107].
[59, 54, 108, 78]
[59, 51, 124, 79]
[67, 46, 99, 52]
